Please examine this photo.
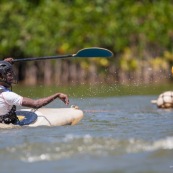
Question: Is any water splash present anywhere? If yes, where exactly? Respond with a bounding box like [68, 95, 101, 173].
[1, 135, 173, 163]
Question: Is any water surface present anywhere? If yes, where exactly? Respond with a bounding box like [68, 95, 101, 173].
[0, 96, 173, 173]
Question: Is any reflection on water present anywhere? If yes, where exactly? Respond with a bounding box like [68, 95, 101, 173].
[0, 96, 173, 173]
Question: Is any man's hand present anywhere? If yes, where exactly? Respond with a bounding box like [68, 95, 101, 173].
[58, 93, 69, 105]
[4, 57, 14, 64]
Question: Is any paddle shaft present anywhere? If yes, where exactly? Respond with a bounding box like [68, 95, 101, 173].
[13, 54, 73, 62]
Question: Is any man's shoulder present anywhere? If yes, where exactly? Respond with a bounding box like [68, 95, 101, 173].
[0, 86, 9, 93]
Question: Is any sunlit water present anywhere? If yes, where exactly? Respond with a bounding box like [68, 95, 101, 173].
[0, 96, 173, 173]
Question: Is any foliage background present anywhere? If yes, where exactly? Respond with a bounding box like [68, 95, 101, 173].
[0, 0, 173, 85]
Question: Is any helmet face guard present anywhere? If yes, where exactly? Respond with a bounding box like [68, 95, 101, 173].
[0, 61, 17, 87]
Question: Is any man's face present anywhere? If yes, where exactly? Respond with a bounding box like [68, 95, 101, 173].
[6, 70, 14, 83]
[6, 69, 17, 85]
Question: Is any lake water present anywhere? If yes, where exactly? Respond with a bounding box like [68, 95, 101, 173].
[0, 95, 173, 173]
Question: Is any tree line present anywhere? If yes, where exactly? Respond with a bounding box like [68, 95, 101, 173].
[0, 0, 173, 85]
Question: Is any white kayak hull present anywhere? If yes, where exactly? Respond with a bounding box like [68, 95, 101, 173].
[28, 108, 84, 127]
[0, 108, 84, 128]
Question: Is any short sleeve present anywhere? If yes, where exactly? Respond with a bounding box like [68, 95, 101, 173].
[1, 91, 23, 106]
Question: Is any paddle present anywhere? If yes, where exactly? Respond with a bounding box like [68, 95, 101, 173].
[13, 47, 113, 62]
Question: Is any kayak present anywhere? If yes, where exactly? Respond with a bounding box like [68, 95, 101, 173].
[151, 91, 173, 108]
[0, 106, 84, 128]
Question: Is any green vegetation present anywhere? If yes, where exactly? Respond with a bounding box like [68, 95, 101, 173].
[1, 0, 173, 57]
[1, 0, 173, 85]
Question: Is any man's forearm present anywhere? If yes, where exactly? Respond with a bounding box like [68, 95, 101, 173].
[22, 93, 60, 108]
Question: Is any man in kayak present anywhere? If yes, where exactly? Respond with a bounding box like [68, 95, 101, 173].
[0, 58, 69, 124]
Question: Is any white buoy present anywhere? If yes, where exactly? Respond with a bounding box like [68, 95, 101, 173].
[151, 91, 173, 108]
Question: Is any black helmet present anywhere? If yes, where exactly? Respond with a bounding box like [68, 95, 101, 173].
[0, 61, 16, 87]
[0, 61, 13, 74]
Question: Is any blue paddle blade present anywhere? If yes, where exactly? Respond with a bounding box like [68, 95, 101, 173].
[74, 47, 113, 57]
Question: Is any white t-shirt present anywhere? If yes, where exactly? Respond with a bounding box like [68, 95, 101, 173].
[0, 85, 23, 116]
